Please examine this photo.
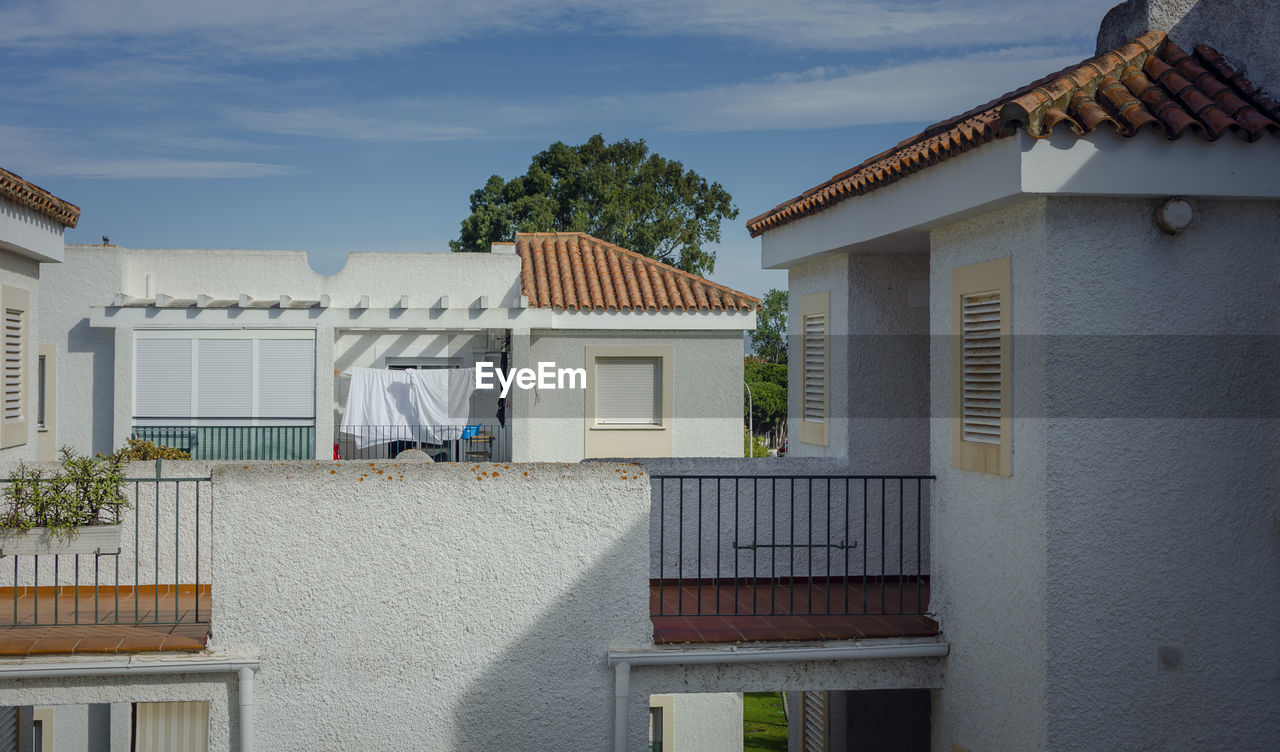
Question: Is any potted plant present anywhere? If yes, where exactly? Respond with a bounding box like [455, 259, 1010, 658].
[0, 447, 131, 557]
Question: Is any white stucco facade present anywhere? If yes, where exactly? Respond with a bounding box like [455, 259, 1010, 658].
[39, 245, 754, 463]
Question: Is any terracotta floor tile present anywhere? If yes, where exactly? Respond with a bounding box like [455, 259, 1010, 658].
[28, 637, 82, 655]
[0, 638, 34, 656]
[71, 637, 124, 653]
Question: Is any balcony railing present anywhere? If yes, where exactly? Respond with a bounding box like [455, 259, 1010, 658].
[337, 423, 510, 462]
[132, 424, 315, 460]
[0, 473, 212, 629]
[652, 475, 933, 617]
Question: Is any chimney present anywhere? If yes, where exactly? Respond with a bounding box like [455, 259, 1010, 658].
[490, 241, 517, 255]
[1096, 1, 1277, 91]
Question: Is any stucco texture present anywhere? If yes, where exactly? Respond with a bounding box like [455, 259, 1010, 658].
[210, 460, 653, 751]
[929, 197, 1050, 752]
[787, 254, 849, 459]
[0, 250, 43, 464]
[1038, 196, 1280, 750]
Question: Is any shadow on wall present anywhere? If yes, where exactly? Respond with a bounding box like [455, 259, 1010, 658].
[451, 515, 652, 751]
[66, 318, 116, 456]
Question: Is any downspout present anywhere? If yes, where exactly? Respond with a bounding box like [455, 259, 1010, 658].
[239, 666, 255, 752]
[614, 661, 630, 752]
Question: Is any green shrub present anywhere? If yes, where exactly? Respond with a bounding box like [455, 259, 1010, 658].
[744, 430, 770, 458]
[114, 437, 191, 461]
[0, 447, 131, 539]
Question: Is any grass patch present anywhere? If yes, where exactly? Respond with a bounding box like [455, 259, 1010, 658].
[744, 691, 788, 752]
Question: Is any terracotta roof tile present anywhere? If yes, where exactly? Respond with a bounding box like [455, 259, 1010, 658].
[515, 232, 758, 312]
[0, 166, 80, 228]
[747, 31, 1280, 237]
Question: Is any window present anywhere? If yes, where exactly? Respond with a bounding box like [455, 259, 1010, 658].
[584, 345, 673, 458]
[36, 354, 45, 428]
[133, 332, 315, 422]
[133, 701, 209, 752]
[595, 357, 661, 425]
[796, 291, 829, 447]
[951, 257, 1011, 475]
[0, 286, 28, 449]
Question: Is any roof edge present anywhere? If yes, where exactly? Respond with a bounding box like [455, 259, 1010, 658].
[0, 167, 80, 228]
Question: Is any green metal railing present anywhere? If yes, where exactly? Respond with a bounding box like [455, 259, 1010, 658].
[132, 425, 315, 460]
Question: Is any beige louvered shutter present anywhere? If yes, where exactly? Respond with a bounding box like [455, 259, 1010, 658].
[960, 291, 1001, 444]
[4, 308, 23, 425]
[134, 701, 209, 752]
[801, 690, 829, 752]
[803, 314, 826, 423]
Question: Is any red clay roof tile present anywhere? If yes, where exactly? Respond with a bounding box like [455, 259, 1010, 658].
[515, 232, 758, 312]
[0, 166, 80, 228]
[747, 31, 1279, 237]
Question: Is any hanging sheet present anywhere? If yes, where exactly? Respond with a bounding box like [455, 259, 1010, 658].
[340, 367, 477, 449]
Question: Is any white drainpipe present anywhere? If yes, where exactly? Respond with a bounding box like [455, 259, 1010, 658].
[608, 641, 948, 751]
[0, 655, 260, 752]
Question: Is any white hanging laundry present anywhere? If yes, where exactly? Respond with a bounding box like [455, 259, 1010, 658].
[340, 367, 425, 449]
[406, 368, 477, 442]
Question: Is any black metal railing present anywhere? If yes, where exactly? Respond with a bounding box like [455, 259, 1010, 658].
[337, 423, 510, 462]
[132, 424, 314, 460]
[651, 475, 934, 617]
[0, 470, 212, 628]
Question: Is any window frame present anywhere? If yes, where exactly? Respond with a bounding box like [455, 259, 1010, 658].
[585, 346, 673, 431]
[796, 291, 829, 447]
[1, 285, 28, 449]
[951, 256, 1012, 476]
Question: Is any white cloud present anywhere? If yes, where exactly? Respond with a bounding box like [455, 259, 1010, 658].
[0, 126, 297, 179]
[0, 0, 1116, 61]
[226, 44, 1094, 141]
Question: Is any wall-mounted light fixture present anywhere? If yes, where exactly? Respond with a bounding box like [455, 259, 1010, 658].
[1155, 197, 1194, 235]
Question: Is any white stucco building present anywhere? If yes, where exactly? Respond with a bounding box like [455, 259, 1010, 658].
[0, 167, 80, 463]
[748, 0, 1279, 749]
[39, 232, 755, 464]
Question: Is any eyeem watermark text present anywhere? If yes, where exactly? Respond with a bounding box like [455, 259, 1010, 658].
[475, 362, 587, 398]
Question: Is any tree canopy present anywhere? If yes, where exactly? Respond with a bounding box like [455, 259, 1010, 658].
[750, 289, 788, 364]
[449, 134, 738, 276]
[745, 358, 787, 444]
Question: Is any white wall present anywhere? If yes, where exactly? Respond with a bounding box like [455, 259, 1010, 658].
[38, 247, 129, 455]
[928, 197, 1050, 752]
[209, 461, 652, 751]
[845, 253, 930, 474]
[0, 196, 65, 264]
[787, 254, 849, 459]
[651, 692, 742, 752]
[1037, 196, 1280, 750]
[519, 330, 743, 462]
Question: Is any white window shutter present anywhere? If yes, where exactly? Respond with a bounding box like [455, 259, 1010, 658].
[135, 338, 193, 418]
[595, 357, 661, 424]
[961, 291, 1002, 444]
[803, 313, 826, 422]
[195, 339, 253, 417]
[258, 339, 315, 418]
[3, 309, 22, 423]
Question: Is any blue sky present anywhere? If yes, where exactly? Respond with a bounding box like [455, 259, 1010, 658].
[1, 0, 1116, 298]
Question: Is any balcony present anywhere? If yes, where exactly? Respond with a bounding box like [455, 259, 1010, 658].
[337, 423, 511, 462]
[0, 474, 211, 656]
[649, 473, 937, 643]
[132, 424, 314, 460]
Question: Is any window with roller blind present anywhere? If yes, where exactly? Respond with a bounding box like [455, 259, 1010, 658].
[133, 332, 315, 423]
[594, 357, 661, 425]
[951, 257, 1011, 476]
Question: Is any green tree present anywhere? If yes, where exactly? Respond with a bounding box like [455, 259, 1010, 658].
[449, 134, 737, 276]
[745, 358, 787, 446]
[750, 289, 788, 363]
